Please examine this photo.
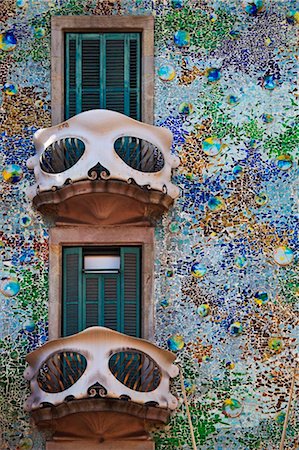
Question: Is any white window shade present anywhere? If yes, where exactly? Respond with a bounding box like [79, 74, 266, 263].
[84, 255, 120, 272]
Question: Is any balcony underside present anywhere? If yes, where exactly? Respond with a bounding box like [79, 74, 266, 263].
[32, 398, 169, 441]
[46, 442, 154, 450]
[33, 179, 174, 226]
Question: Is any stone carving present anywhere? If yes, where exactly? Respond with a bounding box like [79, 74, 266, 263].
[24, 326, 179, 412]
[26, 109, 180, 199]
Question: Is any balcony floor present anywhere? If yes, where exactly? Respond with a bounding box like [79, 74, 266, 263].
[33, 179, 174, 226]
[33, 398, 170, 443]
[47, 441, 154, 450]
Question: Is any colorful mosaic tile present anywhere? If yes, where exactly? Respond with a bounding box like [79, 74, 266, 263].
[0, 0, 298, 449]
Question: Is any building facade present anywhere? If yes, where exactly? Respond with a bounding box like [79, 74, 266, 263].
[0, 0, 298, 449]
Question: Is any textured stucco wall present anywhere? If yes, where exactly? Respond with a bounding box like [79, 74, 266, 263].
[0, 1, 298, 449]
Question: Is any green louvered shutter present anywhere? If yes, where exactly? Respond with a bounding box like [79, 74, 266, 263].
[63, 247, 140, 337]
[81, 36, 101, 113]
[65, 35, 77, 118]
[65, 33, 141, 120]
[83, 275, 100, 329]
[102, 274, 121, 331]
[120, 247, 141, 337]
[62, 247, 83, 337]
[82, 274, 121, 331]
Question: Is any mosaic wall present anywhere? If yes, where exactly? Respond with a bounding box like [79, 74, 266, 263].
[0, 0, 298, 449]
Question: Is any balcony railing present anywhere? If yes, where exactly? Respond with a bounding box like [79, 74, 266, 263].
[24, 327, 179, 413]
[39, 136, 165, 175]
[26, 109, 180, 200]
[114, 136, 165, 173]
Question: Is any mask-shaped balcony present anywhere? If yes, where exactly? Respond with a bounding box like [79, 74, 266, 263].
[26, 110, 180, 226]
[24, 327, 179, 449]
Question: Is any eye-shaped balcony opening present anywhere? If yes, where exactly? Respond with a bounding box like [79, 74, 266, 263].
[114, 136, 165, 173]
[40, 138, 86, 174]
[109, 349, 162, 392]
[37, 351, 87, 393]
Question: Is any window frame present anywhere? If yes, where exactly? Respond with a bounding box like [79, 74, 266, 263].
[49, 226, 155, 341]
[51, 15, 154, 125]
[62, 245, 141, 337]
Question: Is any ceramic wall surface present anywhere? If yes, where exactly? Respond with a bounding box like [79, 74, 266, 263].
[0, 1, 298, 449]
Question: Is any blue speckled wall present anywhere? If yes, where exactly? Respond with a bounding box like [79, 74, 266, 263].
[0, 1, 298, 449]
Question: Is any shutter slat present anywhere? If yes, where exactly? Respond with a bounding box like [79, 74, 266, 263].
[63, 248, 83, 336]
[82, 40, 100, 83]
[104, 36, 125, 115]
[86, 278, 98, 301]
[68, 91, 77, 118]
[82, 91, 101, 112]
[84, 276, 100, 328]
[81, 39, 100, 111]
[129, 40, 138, 89]
[103, 276, 119, 331]
[86, 303, 98, 328]
[121, 248, 141, 337]
[65, 304, 79, 336]
[65, 254, 79, 302]
[129, 36, 140, 120]
[69, 39, 76, 88]
[105, 39, 125, 89]
[65, 36, 77, 119]
[105, 92, 125, 113]
[130, 92, 138, 120]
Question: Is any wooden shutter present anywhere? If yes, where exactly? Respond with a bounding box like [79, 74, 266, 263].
[103, 33, 140, 120]
[83, 275, 100, 329]
[62, 247, 83, 337]
[65, 33, 140, 120]
[65, 34, 77, 119]
[82, 273, 120, 332]
[102, 274, 120, 332]
[120, 247, 141, 337]
[65, 34, 101, 118]
[81, 36, 101, 113]
[62, 247, 141, 337]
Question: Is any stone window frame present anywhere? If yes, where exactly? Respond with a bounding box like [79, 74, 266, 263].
[51, 15, 154, 125]
[49, 226, 155, 341]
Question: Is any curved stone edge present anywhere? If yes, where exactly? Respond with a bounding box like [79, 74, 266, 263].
[24, 326, 179, 412]
[33, 179, 174, 211]
[27, 109, 180, 199]
[31, 179, 175, 225]
[32, 398, 171, 426]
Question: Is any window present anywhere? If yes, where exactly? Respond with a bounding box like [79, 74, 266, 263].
[62, 246, 141, 337]
[51, 16, 154, 125]
[49, 226, 154, 341]
[65, 33, 141, 120]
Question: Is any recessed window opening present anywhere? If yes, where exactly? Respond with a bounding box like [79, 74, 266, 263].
[62, 246, 141, 338]
[65, 32, 141, 121]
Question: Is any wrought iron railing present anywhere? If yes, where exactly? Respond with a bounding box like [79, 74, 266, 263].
[37, 351, 87, 393]
[36, 350, 161, 395]
[40, 136, 164, 175]
[114, 137, 165, 173]
[40, 138, 85, 174]
[109, 350, 161, 393]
